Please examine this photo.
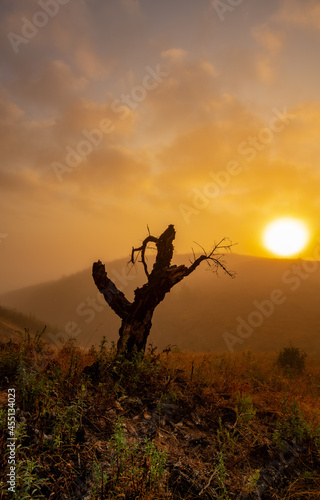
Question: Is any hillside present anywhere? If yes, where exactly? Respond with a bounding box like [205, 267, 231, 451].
[0, 254, 319, 353]
[0, 339, 320, 499]
[0, 305, 59, 343]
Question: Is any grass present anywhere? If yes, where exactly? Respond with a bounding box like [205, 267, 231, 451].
[0, 332, 319, 499]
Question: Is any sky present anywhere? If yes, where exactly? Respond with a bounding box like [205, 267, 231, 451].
[0, 0, 320, 293]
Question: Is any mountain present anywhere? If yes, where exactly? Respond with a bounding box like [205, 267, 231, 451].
[0, 304, 59, 343]
[0, 254, 319, 353]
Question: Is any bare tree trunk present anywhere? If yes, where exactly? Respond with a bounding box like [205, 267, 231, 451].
[92, 224, 234, 358]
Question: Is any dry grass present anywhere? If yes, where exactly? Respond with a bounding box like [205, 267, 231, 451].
[0, 334, 319, 499]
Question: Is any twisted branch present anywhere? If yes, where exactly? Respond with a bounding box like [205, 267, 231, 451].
[92, 260, 132, 319]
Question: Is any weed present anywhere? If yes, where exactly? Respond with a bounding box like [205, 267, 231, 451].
[1, 342, 320, 499]
[91, 461, 109, 499]
[0, 422, 49, 499]
[15, 459, 49, 499]
[273, 397, 313, 448]
[215, 452, 230, 500]
[234, 392, 256, 427]
[102, 416, 168, 498]
[244, 469, 260, 494]
[216, 417, 238, 455]
[144, 438, 167, 486]
[50, 384, 87, 449]
[276, 344, 307, 376]
[18, 369, 48, 411]
[111, 347, 162, 397]
[301, 469, 318, 482]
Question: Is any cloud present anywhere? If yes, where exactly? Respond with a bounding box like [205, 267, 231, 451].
[138, 52, 220, 141]
[250, 23, 284, 84]
[0, 86, 24, 123]
[251, 23, 283, 52]
[152, 95, 265, 204]
[161, 48, 188, 61]
[273, 0, 320, 30]
[150, 95, 320, 245]
[16, 60, 87, 114]
[0, 0, 319, 292]
[66, 145, 152, 195]
[73, 44, 111, 80]
[255, 55, 276, 84]
[52, 97, 135, 143]
[272, 101, 320, 167]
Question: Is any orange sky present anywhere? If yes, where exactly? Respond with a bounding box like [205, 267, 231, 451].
[0, 0, 320, 293]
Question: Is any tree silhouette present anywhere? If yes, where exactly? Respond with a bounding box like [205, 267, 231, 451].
[92, 224, 234, 357]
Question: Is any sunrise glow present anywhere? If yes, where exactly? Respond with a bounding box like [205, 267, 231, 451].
[0, 0, 319, 294]
[263, 218, 310, 257]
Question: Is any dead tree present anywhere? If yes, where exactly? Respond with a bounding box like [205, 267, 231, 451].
[92, 224, 234, 358]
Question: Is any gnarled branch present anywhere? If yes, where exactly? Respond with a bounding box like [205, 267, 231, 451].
[92, 260, 132, 319]
[187, 238, 236, 277]
[165, 238, 235, 286]
[130, 235, 158, 278]
[152, 224, 175, 275]
[92, 225, 235, 358]
[130, 225, 177, 279]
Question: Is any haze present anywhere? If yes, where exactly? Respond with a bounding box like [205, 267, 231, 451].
[0, 0, 320, 294]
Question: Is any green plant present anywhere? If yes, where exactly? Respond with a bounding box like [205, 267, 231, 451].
[15, 459, 49, 499]
[215, 452, 230, 500]
[111, 347, 161, 397]
[245, 469, 260, 494]
[19, 370, 41, 410]
[91, 461, 109, 499]
[18, 327, 46, 350]
[234, 392, 256, 427]
[110, 417, 131, 463]
[216, 417, 238, 455]
[51, 385, 87, 449]
[301, 469, 318, 482]
[273, 397, 312, 448]
[144, 438, 167, 486]
[275, 344, 307, 375]
[101, 417, 168, 498]
[0, 422, 49, 499]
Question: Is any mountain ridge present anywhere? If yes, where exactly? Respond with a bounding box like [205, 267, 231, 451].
[0, 253, 319, 354]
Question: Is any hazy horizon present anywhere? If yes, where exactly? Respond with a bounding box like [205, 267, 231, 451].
[0, 248, 317, 296]
[0, 248, 257, 295]
[0, 0, 319, 294]
[1, 251, 320, 355]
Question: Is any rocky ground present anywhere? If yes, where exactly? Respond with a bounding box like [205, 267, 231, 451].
[1, 341, 320, 499]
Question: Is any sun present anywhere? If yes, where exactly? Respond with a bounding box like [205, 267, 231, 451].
[263, 218, 309, 257]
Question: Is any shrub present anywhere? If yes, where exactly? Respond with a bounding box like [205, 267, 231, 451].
[95, 417, 168, 499]
[275, 344, 307, 375]
[272, 397, 314, 448]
